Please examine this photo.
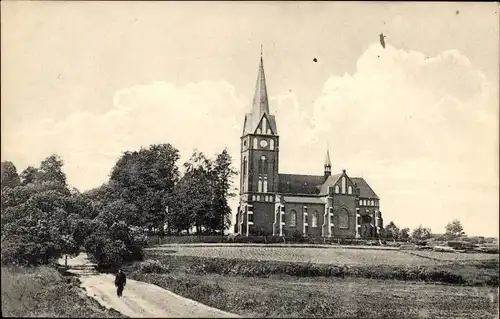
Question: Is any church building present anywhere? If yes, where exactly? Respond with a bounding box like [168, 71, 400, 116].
[235, 55, 384, 238]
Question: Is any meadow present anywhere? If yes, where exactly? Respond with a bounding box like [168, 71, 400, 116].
[149, 244, 498, 266]
[122, 245, 499, 318]
[130, 272, 498, 318]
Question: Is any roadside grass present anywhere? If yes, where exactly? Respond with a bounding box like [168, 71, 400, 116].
[1, 265, 125, 318]
[127, 271, 499, 318]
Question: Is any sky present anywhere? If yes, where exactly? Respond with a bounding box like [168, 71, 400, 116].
[2, 2, 499, 236]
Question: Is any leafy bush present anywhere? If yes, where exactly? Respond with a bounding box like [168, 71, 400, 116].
[84, 221, 145, 269]
[448, 241, 477, 250]
[139, 259, 170, 273]
[1, 236, 62, 266]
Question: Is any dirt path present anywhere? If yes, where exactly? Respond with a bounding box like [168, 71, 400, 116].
[59, 253, 239, 318]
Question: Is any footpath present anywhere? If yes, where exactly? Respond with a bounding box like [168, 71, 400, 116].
[59, 253, 239, 318]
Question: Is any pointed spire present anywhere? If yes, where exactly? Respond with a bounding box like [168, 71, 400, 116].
[251, 49, 270, 116]
[242, 49, 277, 136]
[324, 149, 332, 177]
[325, 149, 331, 167]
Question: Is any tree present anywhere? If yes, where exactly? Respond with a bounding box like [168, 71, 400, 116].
[400, 228, 410, 241]
[20, 166, 40, 185]
[445, 219, 465, 239]
[1, 157, 76, 266]
[178, 150, 213, 234]
[1, 155, 149, 269]
[1, 161, 20, 189]
[39, 154, 67, 187]
[109, 144, 180, 231]
[384, 221, 400, 240]
[210, 149, 237, 234]
[171, 149, 237, 235]
[411, 225, 432, 241]
[1, 187, 78, 265]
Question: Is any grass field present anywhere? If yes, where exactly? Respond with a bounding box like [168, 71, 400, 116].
[129, 266, 499, 318]
[153, 245, 498, 265]
[1, 266, 124, 318]
[123, 245, 499, 318]
[405, 250, 500, 262]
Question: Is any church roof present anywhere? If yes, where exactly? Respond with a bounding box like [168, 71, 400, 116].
[277, 173, 379, 199]
[243, 113, 278, 136]
[242, 56, 278, 136]
[278, 174, 325, 195]
[316, 173, 342, 195]
[351, 177, 379, 199]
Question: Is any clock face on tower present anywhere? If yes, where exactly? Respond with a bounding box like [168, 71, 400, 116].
[259, 139, 268, 148]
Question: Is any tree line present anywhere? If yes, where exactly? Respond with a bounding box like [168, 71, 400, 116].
[383, 219, 469, 242]
[1, 143, 237, 268]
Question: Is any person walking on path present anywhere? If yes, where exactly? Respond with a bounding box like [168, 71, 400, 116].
[115, 269, 127, 297]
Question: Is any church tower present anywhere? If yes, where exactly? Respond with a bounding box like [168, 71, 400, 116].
[237, 53, 280, 235]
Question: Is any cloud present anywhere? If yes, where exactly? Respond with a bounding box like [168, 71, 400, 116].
[2, 43, 497, 236]
[312, 44, 498, 235]
[3, 81, 248, 191]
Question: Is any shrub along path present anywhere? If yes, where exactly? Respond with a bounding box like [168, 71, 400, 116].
[60, 253, 239, 318]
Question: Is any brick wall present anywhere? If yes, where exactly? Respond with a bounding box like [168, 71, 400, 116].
[331, 194, 357, 238]
[251, 201, 276, 235]
[281, 202, 325, 237]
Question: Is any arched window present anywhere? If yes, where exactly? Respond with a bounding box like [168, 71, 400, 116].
[259, 156, 268, 175]
[338, 208, 349, 229]
[348, 185, 353, 194]
[359, 199, 363, 206]
[267, 129, 272, 134]
[263, 176, 268, 193]
[253, 138, 258, 149]
[262, 117, 267, 133]
[334, 185, 340, 193]
[311, 211, 319, 228]
[289, 209, 297, 226]
[258, 176, 262, 192]
[270, 139, 274, 150]
[371, 200, 374, 206]
[256, 128, 262, 134]
[341, 177, 346, 194]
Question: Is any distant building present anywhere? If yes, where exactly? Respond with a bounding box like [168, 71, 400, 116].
[235, 55, 383, 238]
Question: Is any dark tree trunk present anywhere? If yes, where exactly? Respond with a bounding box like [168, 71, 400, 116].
[195, 218, 200, 234]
